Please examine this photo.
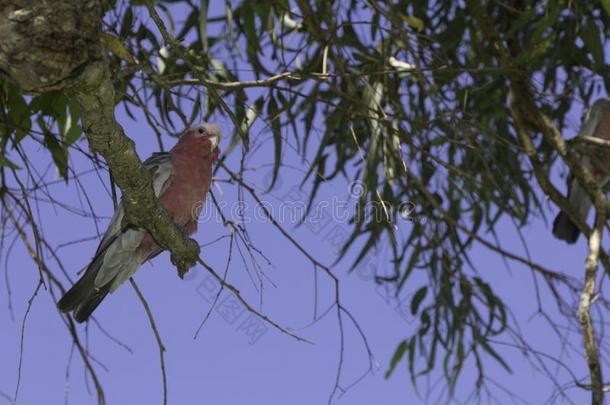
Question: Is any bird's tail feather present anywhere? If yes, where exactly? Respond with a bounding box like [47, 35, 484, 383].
[57, 255, 112, 323]
[73, 287, 110, 323]
[552, 211, 580, 244]
[57, 262, 99, 313]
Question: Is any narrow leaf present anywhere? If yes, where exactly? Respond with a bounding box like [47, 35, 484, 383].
[411, 286, 428, 315]
[385, 340, 407, 378]
[266, 96, 282, 191]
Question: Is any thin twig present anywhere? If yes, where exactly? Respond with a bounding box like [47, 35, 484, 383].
[64, 343, 75, 405]
[13, 280, 43, 402]
[196, 257, 312, 344]
[570, 135, 610, 149]
[3, 197, 106, 404]
[219, 162, 376, 400]
[129, 278, 167, 405]
[193, 233, 234, 339]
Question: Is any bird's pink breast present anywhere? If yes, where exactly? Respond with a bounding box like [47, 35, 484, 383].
[136, 149, 215, 256]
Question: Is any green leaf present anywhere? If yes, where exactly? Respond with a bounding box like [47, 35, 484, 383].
[411, 286, 428, 315]
[581, 21, 604, 66]
[0, 156, 20, 170]
[385, 339, 407, 378]
[30, 91, 64, 116]
[6, 83, 31, 143]
[407, 337, 417, 388]
[64, 101, 81, 146]
[43, 127, 68, 180]
[199, 0, 209, 55]
[266, 96, 282, 191]
[102, 33, 136, 63]
[478, 337, 511, 373]
[242, 4, 259, 53]
[403, 15, 424, 32]
[602, 0, 610, 17]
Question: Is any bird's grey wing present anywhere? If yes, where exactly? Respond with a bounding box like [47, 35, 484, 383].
[92, 152, 175, 289]
[143, 152, 176, 196]
[93, 152, 175, 256]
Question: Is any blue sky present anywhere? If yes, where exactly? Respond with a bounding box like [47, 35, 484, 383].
[0, 3, 606, 405]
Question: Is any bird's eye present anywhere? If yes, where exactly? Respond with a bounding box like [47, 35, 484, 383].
[198, 127, 205, 134]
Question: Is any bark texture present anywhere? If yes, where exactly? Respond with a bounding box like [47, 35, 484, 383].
[0, 0, 101, 92]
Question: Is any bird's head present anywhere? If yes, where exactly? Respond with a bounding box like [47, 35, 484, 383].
[174, 123, 222, 159]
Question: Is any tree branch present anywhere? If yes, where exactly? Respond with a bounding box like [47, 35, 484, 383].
[579, 212, 604, 404]
[71, 62, 200, 276]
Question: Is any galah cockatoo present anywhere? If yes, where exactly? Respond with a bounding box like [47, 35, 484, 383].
[58, 123, 221, 322]
[553, 99, 610, 243]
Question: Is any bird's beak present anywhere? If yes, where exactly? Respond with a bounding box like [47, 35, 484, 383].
[210, 134, 220, 151]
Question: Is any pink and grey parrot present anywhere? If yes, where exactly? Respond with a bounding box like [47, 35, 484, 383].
[58, 123, 221, 322]
[553, 99, 610, 243]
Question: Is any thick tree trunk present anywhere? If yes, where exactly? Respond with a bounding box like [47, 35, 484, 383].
[0, 0, 101, 92]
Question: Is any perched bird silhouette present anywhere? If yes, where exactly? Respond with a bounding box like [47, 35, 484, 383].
[58, 123, 221, 322]
[553, 99, 610, 243]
